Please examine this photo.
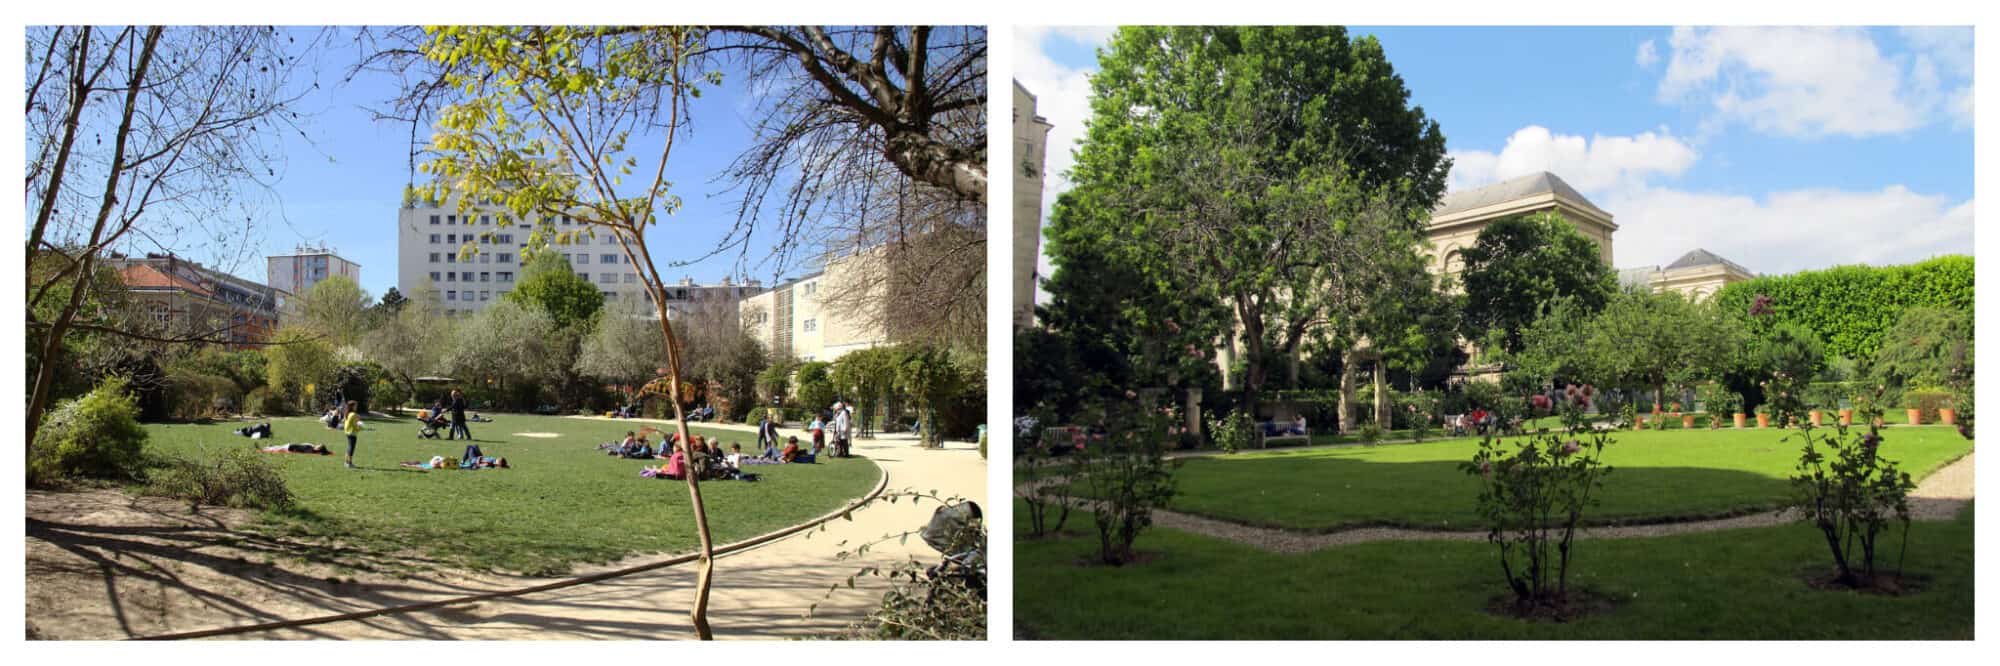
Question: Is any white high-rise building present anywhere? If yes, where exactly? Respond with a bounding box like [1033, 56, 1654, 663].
[396, 201, 762, 317]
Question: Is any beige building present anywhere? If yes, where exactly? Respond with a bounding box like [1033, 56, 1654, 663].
[1424, 171, 1618, 284]
[108, 253, 281, 350]
[739, 250, 890, 363]
[1619, 249, 1757, 301]
[1013, 80, 1055, 329]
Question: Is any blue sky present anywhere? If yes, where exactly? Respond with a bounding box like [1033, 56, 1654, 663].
[197, 27, 820, 300]
[1018, 26, 1974, 295]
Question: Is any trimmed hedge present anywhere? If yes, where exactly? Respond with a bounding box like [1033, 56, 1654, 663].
[1713, 255, 1972, 362]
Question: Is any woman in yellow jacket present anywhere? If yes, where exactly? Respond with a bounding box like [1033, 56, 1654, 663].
[342, 400, 363, 469]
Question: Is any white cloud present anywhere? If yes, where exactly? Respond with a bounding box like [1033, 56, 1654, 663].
[1635, 39, 1658, 68]
[1604, 185, 1973, 274]
[1015, 26, 1112, 305]
[1447, 125, 1698, 194]
[1656, 26, 1968, 138]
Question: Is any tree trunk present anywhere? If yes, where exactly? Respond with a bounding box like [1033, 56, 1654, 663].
[1374, 359, 1390, 431]
[27, 27, 159, 447]
[651, 291, 715, 640]
[1337, 348, 1358, 435]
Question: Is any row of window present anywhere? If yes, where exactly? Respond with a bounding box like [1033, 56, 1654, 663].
[430, 233, 517, 245]
[430, 251, 516, 265]
[443, 290, 497, 302]
[429, 271, 516, 284]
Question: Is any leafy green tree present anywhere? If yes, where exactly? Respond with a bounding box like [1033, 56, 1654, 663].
[1050, 25, 1449, 414]
[757, 356, 801, 407]
[361, 296, 457, 400]
[1458, 211, 1618, 354]
[1585, 289, 1740, 410]
[830, 346, 900, 435]
[1871, 307, 1972, 390]
[894, 344, 970, 448]
[264, 328, 338, 412]
[575, 304, 668, 405]
[376, 286, 409, 316]
[300, 274, 373, 349]
[504, 252, 604, 333]
[793, 361, 836, 418]
[444, 300, 564, 409]
[1713, 255, 1971, 362]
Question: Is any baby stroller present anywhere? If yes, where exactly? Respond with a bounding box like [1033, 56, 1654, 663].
[920, 500, 986, 601]
[417, 410, 449, 439]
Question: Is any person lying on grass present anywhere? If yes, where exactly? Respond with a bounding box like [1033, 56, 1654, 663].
[400, 455, 510, 470]
[235, 422, 274, 439]
[260, 442, 331, 455]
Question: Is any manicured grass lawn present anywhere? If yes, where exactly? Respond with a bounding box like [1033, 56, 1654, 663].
[1162, 426, 1971, 530]
[1014, 502, 1974, 640]
[141, 414, 880, 575]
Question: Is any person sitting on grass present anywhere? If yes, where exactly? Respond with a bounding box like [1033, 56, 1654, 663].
[780, 435, 802, 463]
[260, 442, 331, 455]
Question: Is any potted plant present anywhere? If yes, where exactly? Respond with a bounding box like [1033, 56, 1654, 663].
[1621, 403, 1640, 431]
[1754, 404, 1771, 428]
[1906, 404, 1924, 426]
[1940, 399, 1957, 426]
[1675, 402, 1694, 429]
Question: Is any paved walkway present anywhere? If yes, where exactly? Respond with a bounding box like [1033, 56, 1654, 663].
[222, 424, 984, 640]
[1022, 451, 1973, 555]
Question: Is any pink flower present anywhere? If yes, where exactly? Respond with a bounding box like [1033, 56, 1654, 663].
[1479, 460, 1494, 479]
[1530, 394, 1552, 412]
[1125, 389, 1138, 399]
[1560, 440, 1582, 456]
[1164, 319, 1181, 334]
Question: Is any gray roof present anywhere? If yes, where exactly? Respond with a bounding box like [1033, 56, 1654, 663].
[1664, 248, 1754, 276]
[1434, 171, 1609, 218]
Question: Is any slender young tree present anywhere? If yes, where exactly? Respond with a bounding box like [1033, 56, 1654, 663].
[416, 25, 721, 638]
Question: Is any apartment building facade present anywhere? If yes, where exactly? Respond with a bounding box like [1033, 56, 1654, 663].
[108, 253, 281, 349]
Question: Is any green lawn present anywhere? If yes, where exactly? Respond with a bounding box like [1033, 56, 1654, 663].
[1160, 426, 1972, 530]
[141, 414, 880, 575]
[1014, 502, 1975, 640]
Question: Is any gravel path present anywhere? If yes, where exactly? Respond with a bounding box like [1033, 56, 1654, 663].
[1021, 450, 1974, 554]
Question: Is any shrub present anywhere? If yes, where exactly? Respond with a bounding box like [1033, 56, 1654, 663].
[1357, 421, 1384, 445]
[29, 376, 150, 485]
[1784, 394, 1916, 588]
[245, 386, 291, 416]
[1461, 384, 1614, 613]
[1714, 255, 1971, 362]
[1016, 443, 1074, 539]
[166, 370, 238, 421]
[825, 493, 985, 640]
[146, 447, 295, 511]
[1072, 395, 1180, 565]
[1903, 389, 1953, 418]
[1210, 409, 1256, 454]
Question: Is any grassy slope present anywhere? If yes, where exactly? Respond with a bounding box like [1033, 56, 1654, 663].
[142, 415, 879, 575]
[1162, 427, 1972, 530]
[1014, 502, 1975, 640]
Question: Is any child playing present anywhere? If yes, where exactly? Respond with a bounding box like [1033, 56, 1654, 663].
[342, 400, 363, 469]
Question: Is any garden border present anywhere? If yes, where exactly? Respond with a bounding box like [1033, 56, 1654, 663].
[131, 460, 891, 640]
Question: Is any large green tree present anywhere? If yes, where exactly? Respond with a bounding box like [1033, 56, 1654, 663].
[1871, 306, 1972, 390]
[1458, 211, 1618, 354]
[1048, 25, 1450, 414]
[300, 274, 373, 349]
[1583, 288, 1741, 410]
[503, 252, 604, 333]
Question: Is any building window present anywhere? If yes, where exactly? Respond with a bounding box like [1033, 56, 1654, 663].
[623, 273, 636, 284]
[430, 233, 441, 244]
[498, 253, 513, 264]
[461, 271, 473, 282]
[498, 271, 513, 282]
[601, 253, 617, 264]
[576, 272, 589, 282]
[598, 273, 616, 284]
[429, 252, 440, 263]
[804, 318, 817, 333]
[429, 271, 441, 282]
[446, 290, 456, 301]
[480, 290, 490, 301]
[429, 215, 441, 225]
[576, 253, 589, 264]
[497, 234, 513, 244]
[602, 291, 616, 301]
[446, 253, 456, 264]
[479, 254, 490, 264]
[446, 272, 456, 282]
[447, 233, 457, 244]
[480, 272, 491, 283]
[804, 281, 817, 296]
[447, 215, 457, 225]
[480, 215, 491, 225]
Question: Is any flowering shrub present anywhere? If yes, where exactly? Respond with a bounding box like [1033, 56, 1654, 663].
[1209, 409, 1256, 454]
[1073, 395, 1181, 565]
[1786, 387, 1917, 588]
[1460, 383, 1614, 611]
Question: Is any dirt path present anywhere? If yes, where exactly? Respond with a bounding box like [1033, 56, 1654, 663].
[26, 430, 985, 640]
[1019, 451, 1973, 555]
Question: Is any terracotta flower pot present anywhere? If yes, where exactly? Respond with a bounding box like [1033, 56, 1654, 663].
[1733, 413, 1747, 428]
[1809, 410, 1823, 427]
[1755, 413, 1770, 428]
[1907, 408, 1923, 426]
[1682, 414, 1695, 428]
[1940, 408, 1957, 426]
[1839, 409, 1853, 426]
